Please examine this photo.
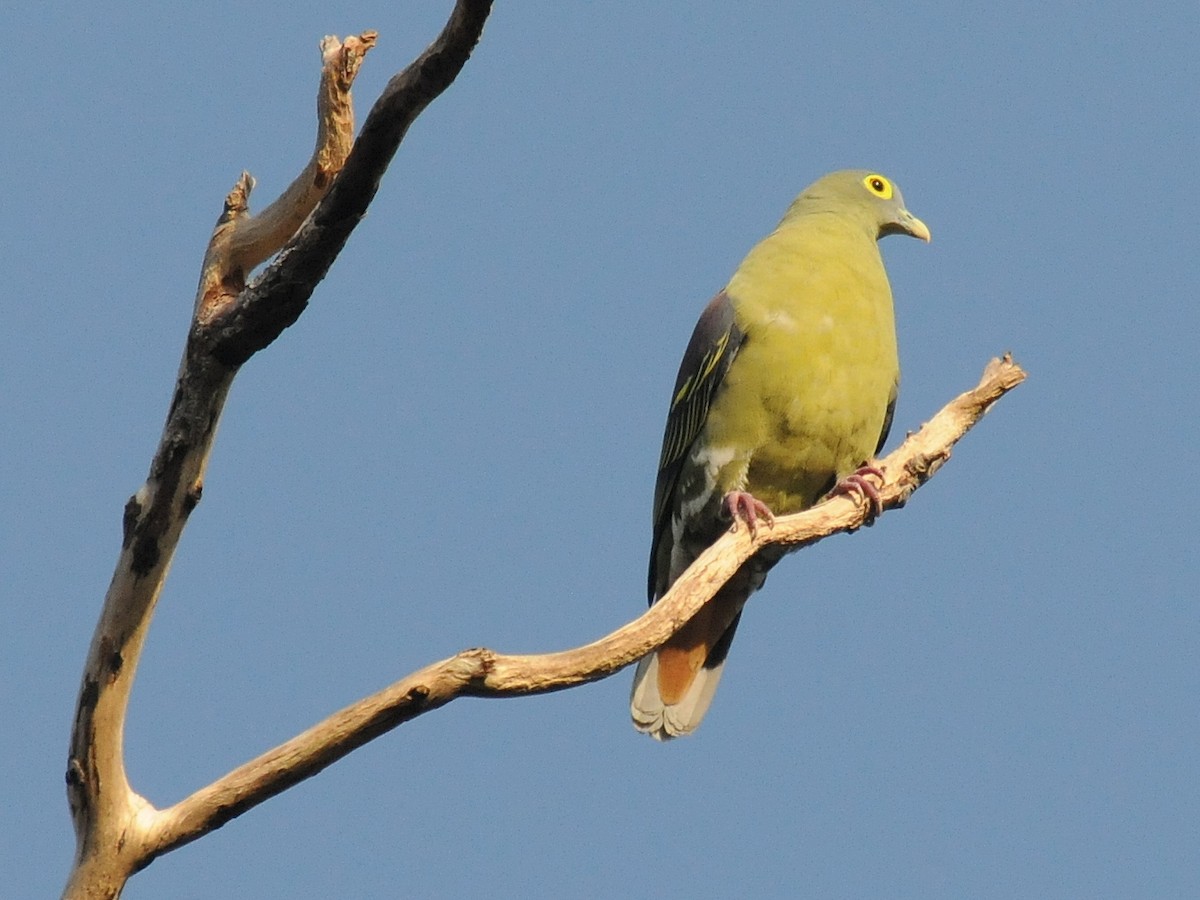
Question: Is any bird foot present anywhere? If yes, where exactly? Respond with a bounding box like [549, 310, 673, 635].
[830, 464, 885, 520]
[722, 491, 775, 537]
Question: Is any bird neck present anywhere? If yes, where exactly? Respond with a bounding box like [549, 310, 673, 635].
[777, 206, 879, 243]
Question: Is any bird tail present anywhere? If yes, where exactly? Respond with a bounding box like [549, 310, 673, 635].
[629, 611, 742, 740]
[629, 653, 727, 740]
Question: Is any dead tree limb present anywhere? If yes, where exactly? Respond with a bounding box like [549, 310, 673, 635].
[63, 5, 492, 898]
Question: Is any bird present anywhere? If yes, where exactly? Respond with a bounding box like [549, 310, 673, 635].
[630, 169, 930, 740]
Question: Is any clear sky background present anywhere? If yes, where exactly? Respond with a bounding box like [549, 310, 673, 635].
[4, 3, 1198, 897]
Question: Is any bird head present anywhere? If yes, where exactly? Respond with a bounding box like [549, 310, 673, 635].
[787, 169, 931, 243]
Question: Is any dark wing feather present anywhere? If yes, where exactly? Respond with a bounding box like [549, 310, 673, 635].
[875, 382, 898, 455]
[648, 290, 745, 602]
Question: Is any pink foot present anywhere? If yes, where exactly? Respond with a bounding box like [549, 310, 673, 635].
[722, 490, 775, 537]
[830, 464, 885, 519]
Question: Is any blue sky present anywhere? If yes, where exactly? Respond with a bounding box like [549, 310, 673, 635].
[4, 2, 1198, 897]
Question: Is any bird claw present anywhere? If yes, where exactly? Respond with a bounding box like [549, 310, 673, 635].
[722, 490, 775, 537]
[830, 464, 885, 520]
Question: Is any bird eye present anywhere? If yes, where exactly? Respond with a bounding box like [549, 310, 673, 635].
[863, 174, 893, 199]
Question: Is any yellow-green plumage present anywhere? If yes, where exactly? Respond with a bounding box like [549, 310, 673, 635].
[631, 170, 929, 740]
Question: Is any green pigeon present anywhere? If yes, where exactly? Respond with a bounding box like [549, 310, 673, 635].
[630, 170, 930, 740]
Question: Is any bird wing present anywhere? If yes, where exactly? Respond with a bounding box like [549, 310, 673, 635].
[648, 289, 745, 602]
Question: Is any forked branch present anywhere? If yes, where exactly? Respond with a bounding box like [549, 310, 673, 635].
[63, 4, 493, 899]
[200, 30, 377, 301]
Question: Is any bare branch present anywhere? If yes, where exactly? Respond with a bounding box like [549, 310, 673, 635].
[143, 356, 1026, 857]
[206, 0, 495, 368]
[63, 6, 493, 898]
[195, 33, 377, 329]
[225, 32, 378, 277]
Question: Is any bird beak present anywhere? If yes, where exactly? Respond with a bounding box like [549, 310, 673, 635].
[901, 210, 931, 243]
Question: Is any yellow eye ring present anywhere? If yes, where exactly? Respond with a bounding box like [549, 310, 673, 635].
[862, 174, 893, 199]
